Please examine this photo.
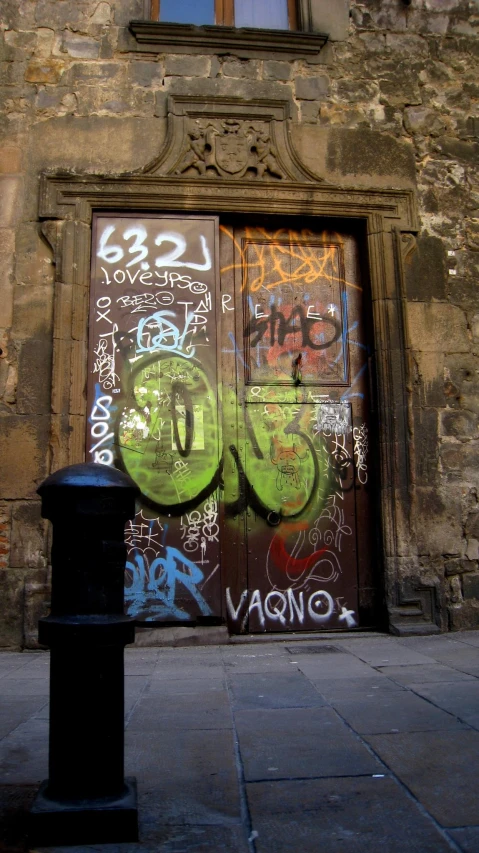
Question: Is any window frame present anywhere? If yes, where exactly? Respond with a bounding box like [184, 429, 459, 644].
[150, 0, 298, 29]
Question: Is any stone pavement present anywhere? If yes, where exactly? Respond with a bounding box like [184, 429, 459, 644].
[1, 631, 479, 853]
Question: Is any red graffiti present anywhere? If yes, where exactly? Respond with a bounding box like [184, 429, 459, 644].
[269, 522, 327, 577]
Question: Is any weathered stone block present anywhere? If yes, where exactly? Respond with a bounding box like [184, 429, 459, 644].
[404, 235, 447, 302]
[12, 284, 53, 342]
[264, 60, 291, 81]
[0, 415, 50, 499]
[295, 75, 329, 100]
[444, 354, 479, 414]
[0, 146, 22, 173]
[404, 107, 447, 137]
[309, 0, 350, 41]
[336, 79, 380, 107]
[301, 102, 321, 123]
[16, 338, 52, 415]
[0, 228, 14, 328]
[10, 501, 47, 569]
[0, 569, 24, 648]
[465, 539, 479, 561]
[0, 503, 10, 570]
[32, 116, 165, 175]
[130, 59, 164, 87]
[407, 303, 470, 354]
[0, 176, 23, 228]
[466, 513, 479, 539]
[414, 407, 439, 486]
[222, 59, 260, 79]
[416, 487, 464, 557]
[441, 409, 478, 439]
[165, 54, 210, 77]
[435, 136, 479, 164]
[412, 352, 446, 408]
[90, 1, 112, 24]
[326, 128, 416, 181]
[444, 558, 475, 577]
[449, 601, 479, 630]
[463, 574, 479, 600]
[69, 61, 122, 83]
[14, 224, 54, 288]
[25, 58, 65, 84]
[62, 32, 100, 59]
[23, 578, 51, 649]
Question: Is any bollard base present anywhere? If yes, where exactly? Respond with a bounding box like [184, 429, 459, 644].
[29, 777, 138, 846]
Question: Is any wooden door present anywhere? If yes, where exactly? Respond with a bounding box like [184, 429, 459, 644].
[86, 214, 222, 623]
[220, 223, 374, 632]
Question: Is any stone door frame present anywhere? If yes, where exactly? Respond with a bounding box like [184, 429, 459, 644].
[39, 145, 439, 633]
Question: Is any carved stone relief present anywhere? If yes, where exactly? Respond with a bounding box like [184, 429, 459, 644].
[175, 119, 285, 180]
[141, 96, 319, 182]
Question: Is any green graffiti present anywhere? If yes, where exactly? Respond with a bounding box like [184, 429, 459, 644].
[117, 353, 220, 513]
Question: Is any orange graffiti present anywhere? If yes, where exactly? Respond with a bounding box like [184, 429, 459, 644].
[220, 226, 362, 293]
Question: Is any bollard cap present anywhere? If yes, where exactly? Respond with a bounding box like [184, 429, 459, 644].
[37, 463, 140, 521]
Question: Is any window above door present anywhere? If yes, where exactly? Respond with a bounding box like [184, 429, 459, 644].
[151, 0, 298, 30]
[130, 0, 329, 59]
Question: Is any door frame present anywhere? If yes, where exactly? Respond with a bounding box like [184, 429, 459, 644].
[39, 144, 427, 632]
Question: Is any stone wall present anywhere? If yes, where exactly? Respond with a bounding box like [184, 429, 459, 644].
[0, 0, 477, 645]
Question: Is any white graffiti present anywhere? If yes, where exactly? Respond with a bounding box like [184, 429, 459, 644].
[97, 225, 212, 272]
[180, 500, 219, 560]
[309, 495, 352, 553]
[315, 403, 351, 436]
[92, 332, 119, 390]
[226, 587, 355, 629]
[125, 510, 164, 552]
[89, 391, 114, 465]
[117, 292, 174, 313]
[353, 423, 368, 484]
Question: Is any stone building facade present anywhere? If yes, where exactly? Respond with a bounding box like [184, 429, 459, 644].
[0, 0, 478, 647]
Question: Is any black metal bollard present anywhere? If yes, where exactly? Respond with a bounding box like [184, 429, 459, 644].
[29, 462, 140, 846]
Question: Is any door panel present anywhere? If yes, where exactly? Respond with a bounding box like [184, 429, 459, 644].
[87, 214, 222, 622]
[221, 224, 372, 632]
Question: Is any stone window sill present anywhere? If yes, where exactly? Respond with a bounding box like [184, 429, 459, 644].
[128, 21, 328, 60]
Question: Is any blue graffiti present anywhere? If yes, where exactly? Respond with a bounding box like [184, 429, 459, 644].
[136, 310, 196, 358]
[125, 546, 212, 620]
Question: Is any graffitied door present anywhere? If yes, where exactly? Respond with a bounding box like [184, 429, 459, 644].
[220, 223, 374, 633]
[86, 214, 222, 624]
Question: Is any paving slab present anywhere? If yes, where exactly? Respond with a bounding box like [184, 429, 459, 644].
[376, 663, 477, 685]
[35, 824, 249, 853]
[294, 652, 379, 679]
[447, 826, 479, 853]
[222, 654, 296, 674]
[397, 637, 479, 668]
[0, 697, 48, 739]
[228, 671, 325, 710]
[364, 730, 479, 827]
[127, 693, 232, 731]
[312, 675, 405, 700]
[0, 654, 35, 676]
[151, 664, 226, 681]
[450, 630, 479, 648]
[235, 707, 382, 781]
[124, 651, 160, 676]
[0, 717, 48, 784]
[336, 639, 437, 667]
[143, 677, 225, 696]
[246, 776, 453, 853]
[125, 728, 241, 825]
[331, 690, 468, 734]
[409, 680, 479, 730]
